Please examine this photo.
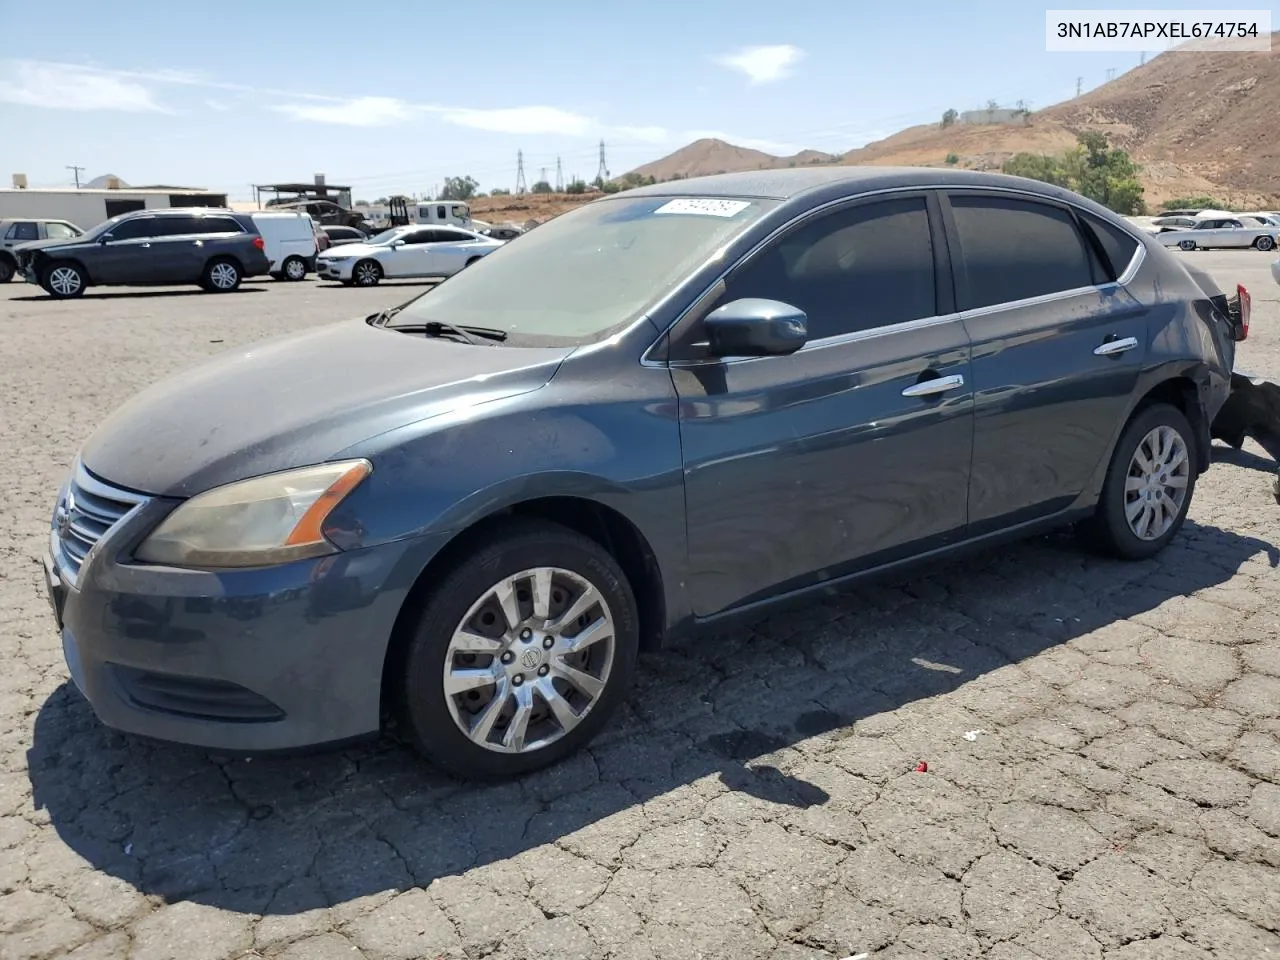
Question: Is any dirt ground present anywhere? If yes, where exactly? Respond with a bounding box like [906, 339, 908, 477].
[1, 251, 1279, 959]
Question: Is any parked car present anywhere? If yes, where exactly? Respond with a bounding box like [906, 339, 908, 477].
[43, 168, 1241, 778]
[0, 218, 83, 282]
[315, 224, 504, 286]
[17, 208, 271, 297]
[1156, 216, 1278, 251]
[321, 225, 367, 248]
[1272, 254, 1280, 287]
[248, 210, 319, 281]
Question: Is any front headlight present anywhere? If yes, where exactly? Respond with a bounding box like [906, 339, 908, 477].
[322, 255, 354, 263]
[134, 460, 372, 568]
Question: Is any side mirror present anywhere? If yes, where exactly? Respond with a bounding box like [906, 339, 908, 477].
[391, 239, 405, 247]
[703, 298, 808, 357]
[99, 234, 114, 244]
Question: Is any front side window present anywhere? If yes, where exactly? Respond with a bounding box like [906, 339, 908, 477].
[388, 194, 777, 345]
[44, 222, 80, 239]
[722, 195, 937, 341]
[106, 218, 155, 241]
[947, 194, 1094, 310]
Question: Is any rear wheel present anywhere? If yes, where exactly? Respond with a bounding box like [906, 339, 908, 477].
[1254, 235, 1275, 251]
[201, 258, 242, 292]
[0, 256, 14, 283]
[42, 262, 86, 298]
[1080, 402, 1196, 560]
[353, 260, 382, 287]
[282, 255, 308, 281]
[395, 519, 639, 779]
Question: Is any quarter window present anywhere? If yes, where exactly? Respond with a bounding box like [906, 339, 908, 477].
[947, 194, 1094, 310]
[1078, 211, 1140, 281]
[723, 196, 937, 341]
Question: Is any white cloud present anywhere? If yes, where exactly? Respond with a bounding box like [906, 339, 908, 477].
[437, 105, 593, 136]
[204, 98, 232, 112]
[714, 44, 804, 84]
[272, 96, 420, 126]
[0, 61, 170, 112]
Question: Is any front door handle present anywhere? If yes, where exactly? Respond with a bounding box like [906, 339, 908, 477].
[902, 373, 965, 398]
[1094, 336, 1139, 356]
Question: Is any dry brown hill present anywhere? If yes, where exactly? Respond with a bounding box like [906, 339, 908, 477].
[627, 138, 836, 181]
[623, 35, 1280, 208]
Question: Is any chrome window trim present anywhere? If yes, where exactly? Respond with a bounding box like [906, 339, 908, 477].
[641, 182, 1147, 368]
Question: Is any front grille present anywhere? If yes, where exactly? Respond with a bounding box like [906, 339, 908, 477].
[52, 461, 148, 585]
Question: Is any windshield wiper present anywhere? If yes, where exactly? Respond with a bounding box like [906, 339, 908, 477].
[393, 320, 508, 344]
[368, 307, 403, 327]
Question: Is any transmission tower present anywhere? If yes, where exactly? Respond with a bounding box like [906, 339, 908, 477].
[515, 150, 527, 194]
[1076, 76, 1083, 96]
[555, 157, 564, 192]
[595, 140, 609, 183]
[539, 167, 548, 188]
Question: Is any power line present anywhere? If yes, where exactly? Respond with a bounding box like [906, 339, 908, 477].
[66, 165, 85, 188]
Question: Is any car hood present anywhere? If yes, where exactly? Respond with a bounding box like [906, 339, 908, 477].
[318, 242, 384, 258]
[79, 319, 573, 498]
[12, 237, 84, 254]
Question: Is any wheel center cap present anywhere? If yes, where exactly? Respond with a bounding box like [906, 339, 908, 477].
[519, 647, 543, 671]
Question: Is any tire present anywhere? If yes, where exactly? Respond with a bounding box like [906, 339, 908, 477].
[464, 256, 481, 268]
[1080, 402, 1197, 560]
[1178, 239, 1196, 251]
[201, 258, 242, 292]
[0, 256, 14, 283]
[1255, 235, 1276, 251]
[352, 260, 382, 287]
[395, 518, 640, 779]
[42, 262, 86, 298]
[282, 255, 308, 281]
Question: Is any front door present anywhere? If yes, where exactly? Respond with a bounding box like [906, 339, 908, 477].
[93, 215, 158, 283]
[669, 192, 975, 617]
[385, 228, 436, 277]
[940, 190, 1148, 533]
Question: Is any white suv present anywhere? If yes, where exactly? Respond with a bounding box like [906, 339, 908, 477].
[0, 218, 84, 283]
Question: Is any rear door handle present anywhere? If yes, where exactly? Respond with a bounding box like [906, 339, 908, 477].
[1094, 336, 1138, 356]
[902, 374, 965, 398]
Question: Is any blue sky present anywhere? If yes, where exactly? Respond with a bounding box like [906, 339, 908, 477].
[2, 0, 1275, 201]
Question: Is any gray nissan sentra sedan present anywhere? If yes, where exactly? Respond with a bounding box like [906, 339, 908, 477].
[44, 167, 1246, 779]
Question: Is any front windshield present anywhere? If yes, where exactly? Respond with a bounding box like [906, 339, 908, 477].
[387, 194, 777, 344]
[365, 228, 406, 245]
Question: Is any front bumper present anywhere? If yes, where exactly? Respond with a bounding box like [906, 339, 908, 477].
[43, 466, 445, 752]
[316, 259, 356, 282]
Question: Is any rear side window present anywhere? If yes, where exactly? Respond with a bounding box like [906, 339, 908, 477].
[198, 216, 243, 234]
[1078, 212, 1140, 281]
[6, 222, 39, 241]
[149, 216, 202, 237]
[947, 194, 1094, 310]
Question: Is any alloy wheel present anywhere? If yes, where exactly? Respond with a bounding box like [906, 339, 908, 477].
[48, 267, 82, 296]
[209, 263, 239, 289]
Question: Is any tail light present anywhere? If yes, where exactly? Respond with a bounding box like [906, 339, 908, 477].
[1228, 283, 1250, 341]
[252, 236, 265, 251]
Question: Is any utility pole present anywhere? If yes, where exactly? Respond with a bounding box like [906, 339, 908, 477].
[555, 157, 563, 192]
[66, 164, 85, 188]
[515, 150, 527, 194]
[1140, 51, 1147, 66]
[1076, 76, 1083, 96]
[1105, 67, 1116, 82]
[539, 167, 548, 187]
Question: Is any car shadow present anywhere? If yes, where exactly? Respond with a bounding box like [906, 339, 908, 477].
[9, 288, 266, 302]
[1212, 443, 1278, 473]
[26, 520, 1278, 916]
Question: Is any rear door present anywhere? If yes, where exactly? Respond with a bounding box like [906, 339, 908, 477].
[940, 190, 1147, 533]
[144, 214, 207, 283]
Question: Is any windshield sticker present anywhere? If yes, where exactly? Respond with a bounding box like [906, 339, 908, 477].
[653, 198, 752, 218]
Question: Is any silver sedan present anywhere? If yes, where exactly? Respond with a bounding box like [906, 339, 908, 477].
[1157, 216, 1278, 252]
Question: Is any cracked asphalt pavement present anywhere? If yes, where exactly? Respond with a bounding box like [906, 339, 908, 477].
[2, 257, 1279, 960]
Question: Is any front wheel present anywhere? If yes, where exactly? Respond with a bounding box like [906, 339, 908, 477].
[42, 262, 86, 298]
[1254, 235, 1276, 252]
[1080, 402, 1197, 560]
[201, 258, 242, 292]
[396, 519, 639, 779]
[1178, 239, 1197, 251]
[352, 260, 382, 287]
[0, 257, 14, 283]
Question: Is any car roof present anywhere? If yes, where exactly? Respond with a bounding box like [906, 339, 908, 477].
[614, 165, 1095, 203]
[121, 207, 240, 217]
